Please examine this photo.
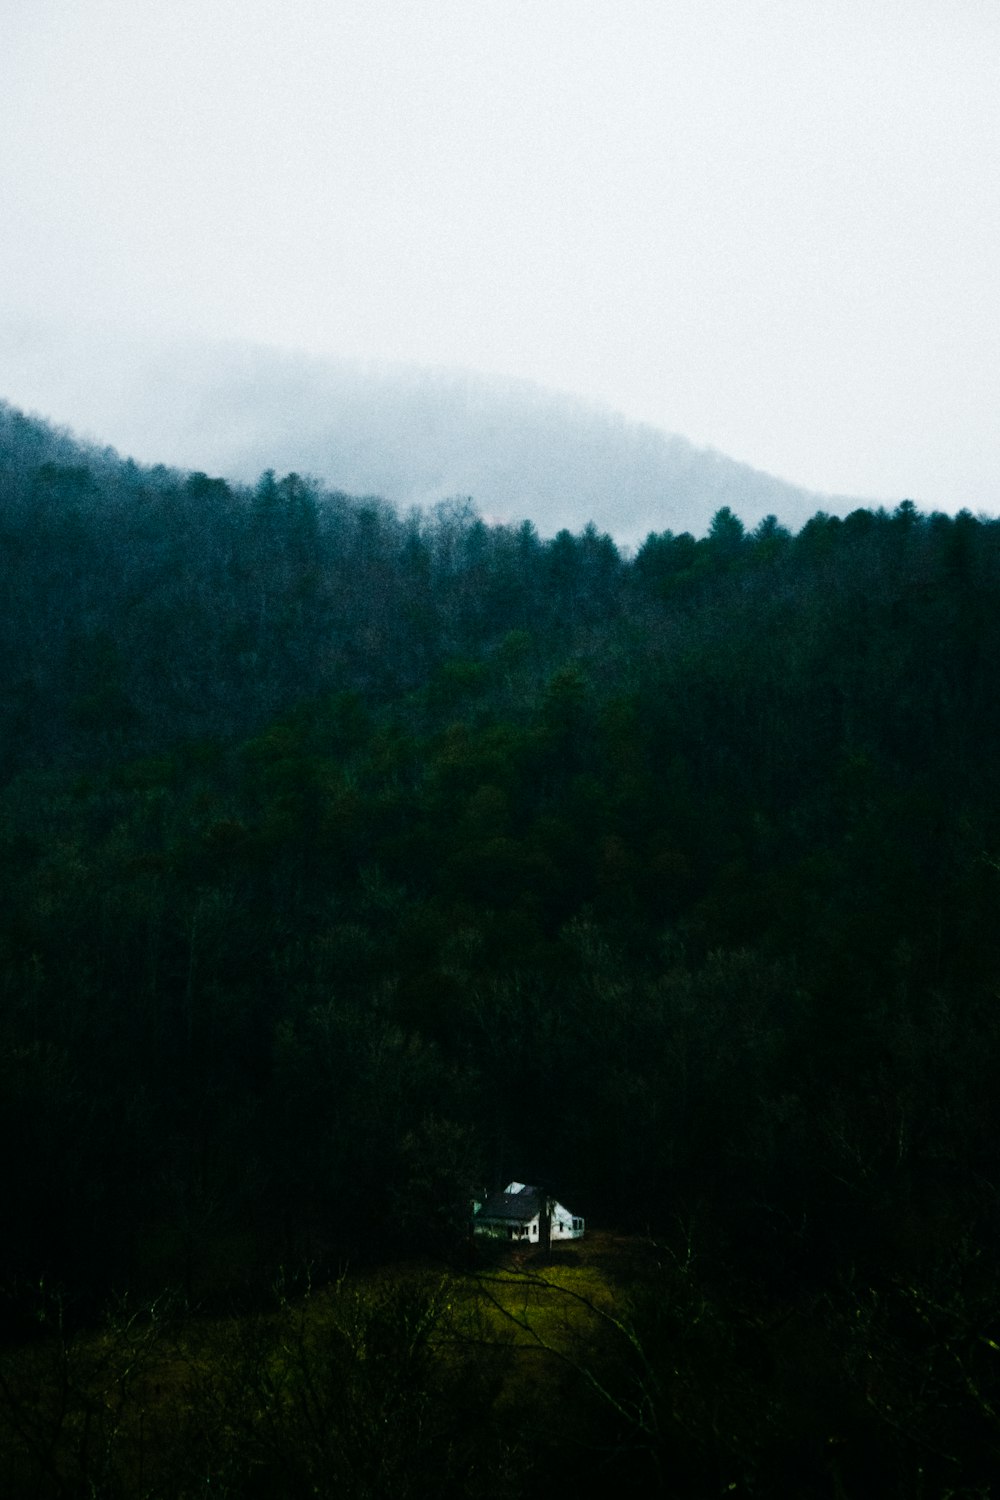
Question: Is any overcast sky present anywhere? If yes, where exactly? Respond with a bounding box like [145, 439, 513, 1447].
[2, 0, 999, 510]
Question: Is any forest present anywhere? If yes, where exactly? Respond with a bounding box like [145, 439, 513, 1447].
[2, 397, 1000, 1496]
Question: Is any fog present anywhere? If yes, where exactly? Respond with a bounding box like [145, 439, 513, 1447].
[0, 323, 869, 544]
[2, 1, 998, 519]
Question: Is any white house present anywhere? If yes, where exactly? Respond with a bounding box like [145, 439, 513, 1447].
[473, 1182, 584, 1242]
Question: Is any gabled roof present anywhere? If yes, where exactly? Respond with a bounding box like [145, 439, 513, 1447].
[476, 1183, 543, 1221]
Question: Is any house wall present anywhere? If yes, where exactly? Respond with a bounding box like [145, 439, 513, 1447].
[550, 1204, 584, 1239]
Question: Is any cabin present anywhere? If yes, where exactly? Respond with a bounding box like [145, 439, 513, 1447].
[473, 1182, 584, 1243]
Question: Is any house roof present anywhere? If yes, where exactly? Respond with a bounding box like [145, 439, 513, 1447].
[476, 1183, 543, 1221]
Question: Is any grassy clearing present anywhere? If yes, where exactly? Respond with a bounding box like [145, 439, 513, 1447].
[0, 1241, 638, 1497]
[458, 1257, 616, 1349]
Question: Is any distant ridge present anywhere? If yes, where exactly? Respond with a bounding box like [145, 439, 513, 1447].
[0, 326, 872, 543]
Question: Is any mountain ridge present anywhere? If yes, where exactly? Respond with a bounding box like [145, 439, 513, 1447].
[0, 327, 873, 543]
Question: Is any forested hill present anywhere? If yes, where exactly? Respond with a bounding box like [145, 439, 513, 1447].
[0, 398, 980, 781]
[4, 400, 1000, 1493]
[1, 335, 860, 542]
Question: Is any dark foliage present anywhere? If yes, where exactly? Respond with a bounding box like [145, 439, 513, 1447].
[3, 401, 1000, 1493]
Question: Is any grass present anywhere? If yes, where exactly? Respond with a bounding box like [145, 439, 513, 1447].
[0, 1234, 647, 1496]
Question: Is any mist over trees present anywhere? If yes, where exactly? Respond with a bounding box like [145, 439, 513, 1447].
[0, 330, 868, 544]
[2, 399, 1000, 1495]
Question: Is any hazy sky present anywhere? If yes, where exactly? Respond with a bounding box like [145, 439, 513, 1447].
[2, 0, 999, 509]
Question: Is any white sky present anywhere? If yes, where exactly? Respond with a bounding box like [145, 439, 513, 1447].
[2, 0, 999, 508]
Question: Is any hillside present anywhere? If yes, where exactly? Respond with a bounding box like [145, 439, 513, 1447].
[2, 401, 1000, 1495]
[0, 328, 869, 543]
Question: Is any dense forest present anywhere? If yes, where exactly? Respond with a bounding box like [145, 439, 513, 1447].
[3, 398, 1000, 1496]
